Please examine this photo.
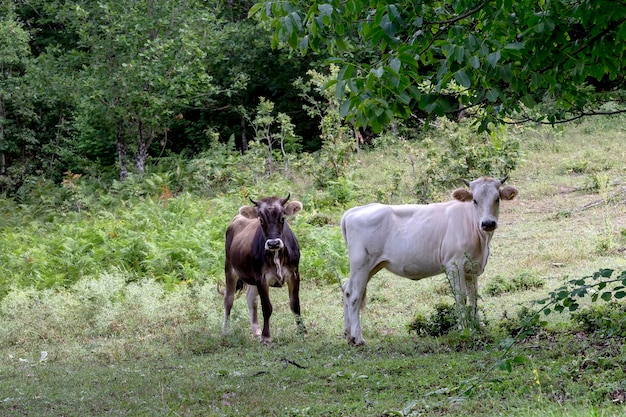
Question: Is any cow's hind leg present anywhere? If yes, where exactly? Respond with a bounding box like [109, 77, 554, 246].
[222, 267, 238, 335]
[246, 285, 261, 337]
[287, 272, 306, 335]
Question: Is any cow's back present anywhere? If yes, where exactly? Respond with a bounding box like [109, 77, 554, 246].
[225, 215, 260, 274]
[341, 201, 478, 279]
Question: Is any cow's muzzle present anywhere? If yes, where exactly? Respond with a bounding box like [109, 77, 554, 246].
[481, 220, 497, 232]
[265, 238, 284, 251]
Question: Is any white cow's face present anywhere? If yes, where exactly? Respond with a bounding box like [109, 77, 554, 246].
[452, 177, 518, 232]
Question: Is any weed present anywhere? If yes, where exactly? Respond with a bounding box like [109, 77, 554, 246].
[407, 303, 458, 337]
[498, 306, 544, 337]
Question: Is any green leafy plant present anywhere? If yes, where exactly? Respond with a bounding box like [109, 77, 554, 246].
[407, 303, 458, 337]
[571, 301, 626, 337]
[295, 66, 356, 189]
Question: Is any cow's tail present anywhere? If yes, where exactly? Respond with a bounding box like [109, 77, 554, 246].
[340, 213, 349, 245]
[216, 279, 247, 297]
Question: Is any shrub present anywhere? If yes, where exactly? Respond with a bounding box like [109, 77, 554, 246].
[407, 303, 458, 337]
[571, 301, 626, 337]
[498, 306, 543, 337]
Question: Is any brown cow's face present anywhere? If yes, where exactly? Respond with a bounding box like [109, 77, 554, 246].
[239, 195, 303, 251]
[452, 177, 518, 232]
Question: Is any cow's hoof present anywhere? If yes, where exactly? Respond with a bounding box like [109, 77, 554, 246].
[347, 336, 365, 347]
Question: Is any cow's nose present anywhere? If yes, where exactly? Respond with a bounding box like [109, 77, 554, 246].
[265, 238, 284, 251]
[481, 220, 497, 231]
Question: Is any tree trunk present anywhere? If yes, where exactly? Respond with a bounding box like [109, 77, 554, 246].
[135, 122, 155, 175]
[240, 114, 248, 152]
[116, 120, 129, 180]
[136, 141, 148, 174]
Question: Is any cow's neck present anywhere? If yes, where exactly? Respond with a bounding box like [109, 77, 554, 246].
[477, 230, 493, 267]
[266, 249, 284, 281]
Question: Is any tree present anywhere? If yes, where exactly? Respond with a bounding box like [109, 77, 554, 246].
[0, 12, 32, 180]
[250, 0, 626, 132]
[48, 0, 243, 180]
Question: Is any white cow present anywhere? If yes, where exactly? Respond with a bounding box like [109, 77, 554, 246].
[340, 176, 518, 345]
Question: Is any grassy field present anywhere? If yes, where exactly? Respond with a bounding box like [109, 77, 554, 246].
[1, 118, 626, 416]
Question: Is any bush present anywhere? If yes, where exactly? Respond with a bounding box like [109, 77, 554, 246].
[407, 303, 458, 337]
[571, 302, 626, 337]
[498, 306, 544, 337]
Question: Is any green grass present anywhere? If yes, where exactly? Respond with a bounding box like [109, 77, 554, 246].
[2, 117, 626, 416]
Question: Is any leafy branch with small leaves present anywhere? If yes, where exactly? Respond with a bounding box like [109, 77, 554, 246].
[448, 268, 626, 400]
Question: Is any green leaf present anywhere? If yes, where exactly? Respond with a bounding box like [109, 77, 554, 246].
[247, 3, 264, 18]
[454, 70, 471, 88]
[513, 355, 530, 364]
[486, 87, 499, 102]
[504, 42, 525, 50]
[497, 359, 513, 373]
[318, 4, 333, 17]
[455, 46, 465, 64]
[389, 57, 401, 75]
[380, 14, 396, 38]
[601, 292, 613, 301]
[615, 291, 626, 299]
[298, 35, 309, 52]
[556, 290, 569, 300]
[339, 99, 351, 117]
[371, 67, 384, 78]
[469, 56, 480, 69]
[486, 50, 501, 68]
[600, 269, 614, 278]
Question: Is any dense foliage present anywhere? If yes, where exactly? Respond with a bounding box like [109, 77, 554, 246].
[252, 0, 626, 131]
[2, 0, 625, 195]
[0, 0, 324, 191]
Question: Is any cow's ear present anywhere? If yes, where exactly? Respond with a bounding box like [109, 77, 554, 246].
[500, 185, 518, 201]
[284, 201, 303, 217]
[239, 205, 258, 219]
[452, 188, 473, 202]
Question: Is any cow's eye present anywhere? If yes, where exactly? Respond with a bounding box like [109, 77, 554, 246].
[473, 199, 478, 205]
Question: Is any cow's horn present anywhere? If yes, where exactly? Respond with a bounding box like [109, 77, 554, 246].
[462, 179, 470, 187]
[249, 197, 258, 206]
[279, 193, 291, 205]
[500, 175, 509, 184]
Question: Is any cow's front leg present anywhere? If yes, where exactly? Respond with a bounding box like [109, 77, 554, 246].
[256, 281, 273, 344]
[343, 272, 368, 346]
[246, 285, 261, 337]
[446, 262, 470, 329]
[287, 272, 306, 336]
[465, 273, 481, 325]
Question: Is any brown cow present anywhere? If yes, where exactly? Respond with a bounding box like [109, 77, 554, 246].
[222, 194, 306, 343]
